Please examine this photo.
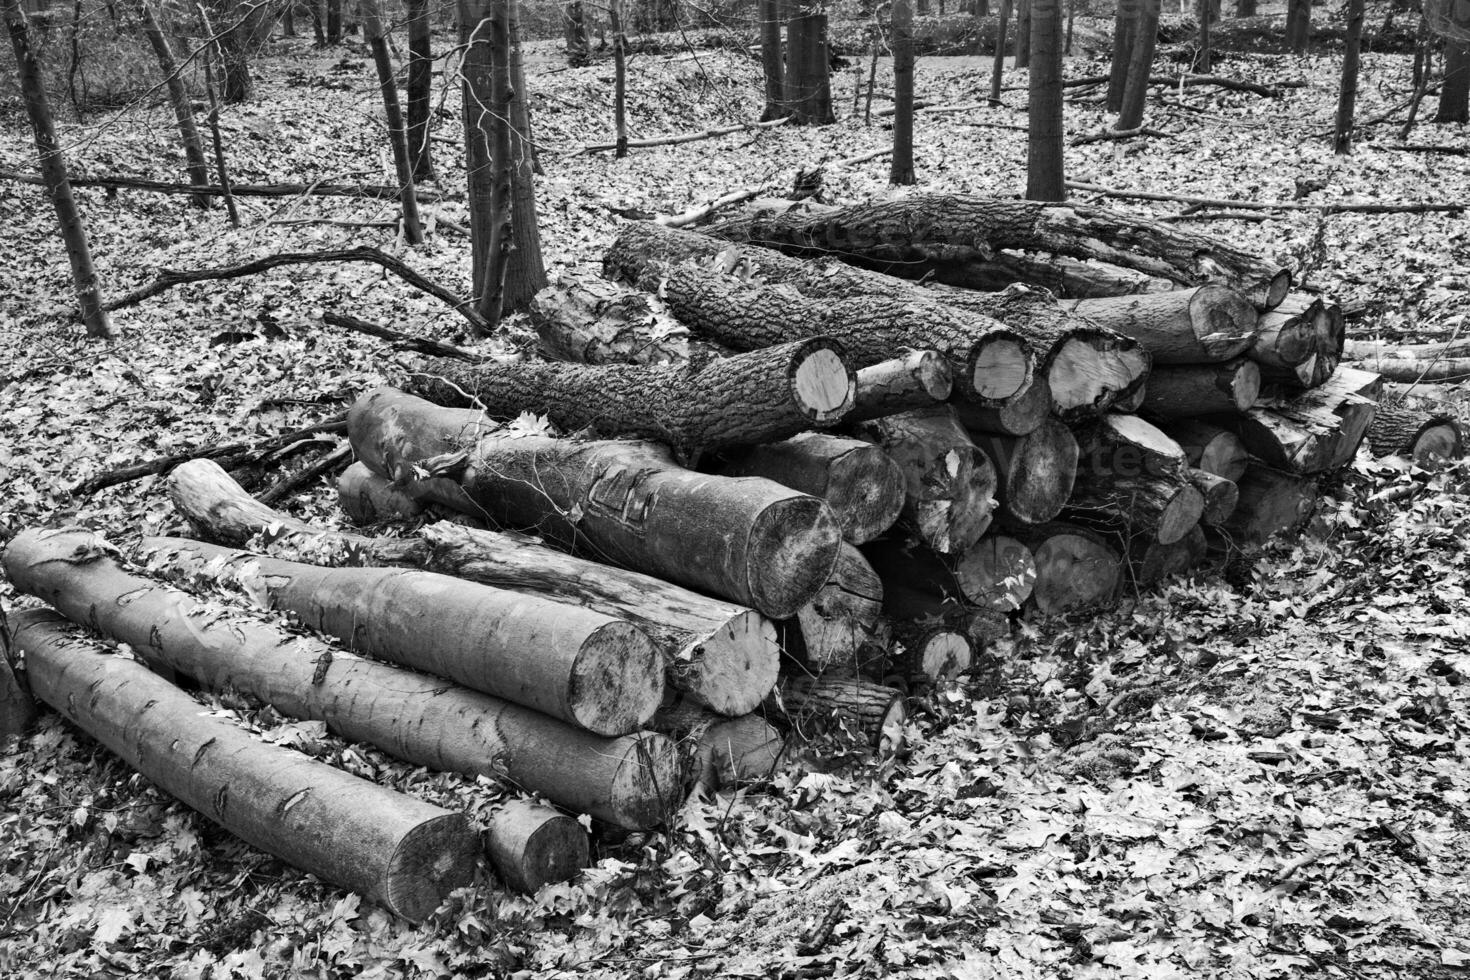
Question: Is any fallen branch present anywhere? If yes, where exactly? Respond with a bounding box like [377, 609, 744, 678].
[1067, 180, 1466, 215]
[1161, 211, 1274, 223]
[656, 186, 767, 228]
[323, 312, 479, 360]
[104, 247, 491, 333]
[257, 441, 353, 506]
[1382, 143, 1470, 157]
[1071, 126, 1173, 146]
[581, 116, 790, 153]
[1056, 73, 1306, 97]
[0, 170, 456, 201]
[69, 414, 348, 497]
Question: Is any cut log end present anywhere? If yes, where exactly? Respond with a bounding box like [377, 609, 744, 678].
[1049, 336, 1150, 419]
[1261, 269, 1293, 312]
[746, 496, 843, 619]
[611, 732, 683, 829]
[908, 628, 973, 681]
[970, 336, 1031, 402]
[956, 534, 1038, 611]
[912, 446, 997, 555]
[1156, 484, 1207, 545]
[383, 813, 482, 920]
[690, 611, 781, 716]
[573, 623, 668, 736]
[486, 803, 590, 894]
[1192, 284, 1260, 353]
[958, 372, 1053, 437]
[1028, 526, 1123, 615]
[791, 345, 856, 422]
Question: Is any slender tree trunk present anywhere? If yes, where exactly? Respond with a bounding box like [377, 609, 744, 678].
[138, 0, 212, 208]
[563, 0, 588, 65]
[362, 0, 423, 243]
[327, 0, 342, 42]
[1064, 0, 1074, 53]
[759, 0, 784, 120]
[66, 0, 85, 119]
[310, 0, 325, 45]
[201, 55, 240, 226]
[1194, 0, 1211, 72]
[1439, 41, 1470, 124]
[1234, 0, 1254, 14]
[1334, 0, 1363, 154]
[787, 9, 834, 124]
[1015, 0, 1031, 67]
[891, 0, 914, 184]
[1285, 0, 1309, 54]
[989, 0, 1011, 105]
[462, 0, 514, 327]
[283, 0, 295, 35]
[4, 0, 114, 338]
[1115, 0, 1159, 131]
[1026, 0, 1062, 201]
[406, 0, 434, 181]
[503, 0, 546, 304]
[611, 0, 628, 156]
[1107, 0, 1137, 114]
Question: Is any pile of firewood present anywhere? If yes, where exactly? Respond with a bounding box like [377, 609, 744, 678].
[4, 195, 1463, 920]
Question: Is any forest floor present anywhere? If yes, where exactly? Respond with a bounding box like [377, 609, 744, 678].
[2, 16, 1470, 980]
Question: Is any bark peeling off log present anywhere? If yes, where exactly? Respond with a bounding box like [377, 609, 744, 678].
[1219, 367, 1381, 474]
[8, 608, 478, 920]
[1141, 358, 1261, 418]
[851, 350, 954, 421]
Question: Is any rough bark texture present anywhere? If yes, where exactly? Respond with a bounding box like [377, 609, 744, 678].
[1220, 464, 1318, 546]
[1067, 285, 1257, 363]
[1140, 358, 1261, 418]
[143, 537, 665, 737]
[1026, 0, 1064, 201]
[786, 10, 835, 124]
[1116, 0, 1159, 131]
[348, 388, 843, 619]
[1065, 472, 1204, 546]
[891, 0, 915, 185]
[406, 336, 855, 462]
[779, 675, 906, 754]
[1160, 419, 1248, 480]
[718, 433, 906, 544]
[1107, 0, 1137, 113]
[1218, 367, 1381, 474]
[851, 350, 954, 421]
[789, 543, 890, 671]
[1365, 407, 1464, 463]
[7, 606, 479, 920]
[1008, 522, 1122, 614]
[969, 416, 1079, 524]
[530, 273, 704, 366]
[856, 406, 1000, 555]
[1188, 468, 1239, 525]
[406, 0, 435, 181]
[707, 194, 1289, 310]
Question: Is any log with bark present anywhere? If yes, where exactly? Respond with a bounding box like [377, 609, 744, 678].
[604, 222, 1147, 420]
[1009, 522, 1123, 615]
[939, 249, 1174, 300]
[1219, 463, 1319, 545]
[141, 538, 666, 737]
[705, 195, 1292, 309]
[338, 460, 430, 523]
[1, 627, 37, 741]
[1124, 524, 1207, 587]
[886, 622, 975, 685]
[169, 460, 782, 717]
[954, 369, 1055, 437]
[969, 417, 1079, 524]
[404, 336, 856, 462]
[347, 388, 843, 619]
[1189, 468, 1240, 525]
[866, 532, 1037, 615]
[850, 350, 955, 420]
[529, 271, 704, 366]
[1216, 367, 1381, 474]
[1140, 357, 1261, 418]
[3, 529, 680, 830]
[1252, 293, 1344, 388]
[778, 675, 907, 754]
[717, 433, 906, 545]
[1065, 471, 1205, 546]
[1159, 419, 1249, 481]
[1066, 285, 1259, 363]
[651, 698, 785, 791]
[787, 543, 890, 671]
[855, 405, 1000, 555]
[7, 607, 480, 920]
[1365, 406, 1464, 462]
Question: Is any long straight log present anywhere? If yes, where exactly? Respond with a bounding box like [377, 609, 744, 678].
[349, 388, 842, 619]
[3, 530, 678, 830]
[706, 195, 1292, 309]
[1366, 407, 1464, 462]
[779, 675, 907, 754]
[7, 607, 479, 919]
[856, 405, 1000, 555]
[1140, 357, 1261, 417]
[1066, 285, 1258, 363]
[1216, 367, 1381, 474]
[530, 273, 706, 366]
[1008, 522, 1123, 615]
[1065, 473, 1205, 546]
[969, 417, 1079, 524]
[142, 538, 665, 737]
[717, 433, 906, 545]
[406, 336, 855, 462]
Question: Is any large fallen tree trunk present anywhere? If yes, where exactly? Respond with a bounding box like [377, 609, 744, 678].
[856, 405, 1000, 555]
[348, 388, 843, 619]
[705, 195, 1292, 309]
[1066, 285, 1259, 363]
[1140, 358, 1261, 417]
[142, 538, 666, 737]
[717, 433, 906, 544]
[1008, 522, 1123, 615]
[1214, 367, 1381, 474]
[1365, 407, 1464, 462]
[605, 223, 1149, 420]
[3, 529, 679, 830]
[7, 607, 480, 920]
[933, 249, 1174, 300]
[405, 336, 855, 462]
[788, 543, 889, 671]
[850, 350, 955, 420]
[969, 417, 1079, 524]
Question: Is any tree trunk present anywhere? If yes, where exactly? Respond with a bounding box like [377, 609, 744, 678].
[1220, 463, 1317, 545]
[347, 388, 843, 619]
[1, 617, 38, 740]
[1069, 414, 1203, 544]
[406, 336, 855, 461]
[1139, 358, 1261, 417]
[851, 350, 954, 420]
[759, 0, 785, 121]
[1438, 42, 1470, 125]
[1365, 407, 1463, 463]
[563, 0, 589, 64]
[1219, 367, 1381, 474]
[1014, 0, 1031, 66]
[1026, 0, 1064, 201]
[719, 433, 906, 545]
[1285, 0, 1310, 54]
[168, 459, 781, 717]
[214, 0, 264, 103]
[138, 0, 211, 208]
[145, 537, 665, 736]
[406, 0, 434, 181]
[1194, 0, 1211, 72]
[338, 459, 435, 523]
[611, 0, 628, 155]
[1334, 0, 1362, 155]
[779, 675, 907, 753]
[1234, 0, 1255, 15]
[856, 405, 1000, 555]
[1009, 522, 1122, 614]
[4, 0, 113, 337]
[651, 699, 785, 791]
[786, 10, 834, 124]
[1189, 467, 1239, 524]
[788, 543, 889, 671]
[200, 53, 240, 227]
[1159, 418, 1248, 480]
[706, 194, 1291, 310]
[6, 548, 673, 835]
[363, 0, 423, 244]
[7, 605, 479, 920]
[969, 416, 1079, 524]
[891, 0, 915, 184]
[327, 0, 341, 41]
[989, 0, 1010, 105]
[1115, 0, 1159, 131]
[1066, 285, 1257, 363]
